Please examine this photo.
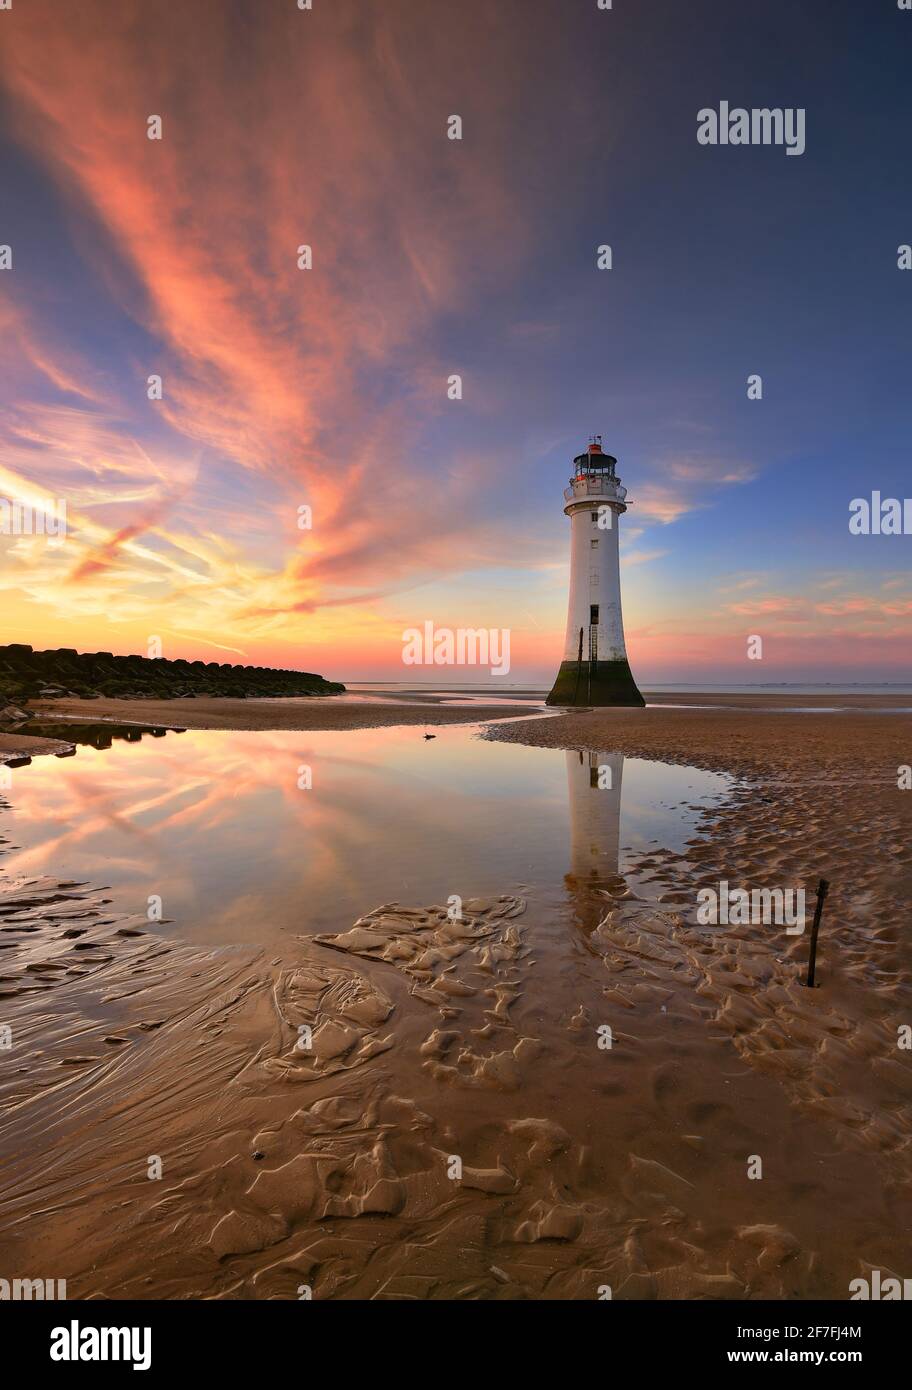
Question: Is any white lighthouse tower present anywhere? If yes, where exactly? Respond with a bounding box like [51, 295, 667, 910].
[547, 437, 644, 707]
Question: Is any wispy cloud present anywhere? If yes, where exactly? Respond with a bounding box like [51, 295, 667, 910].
[633, 455, 755, 525]
[0, 0, 583, 654]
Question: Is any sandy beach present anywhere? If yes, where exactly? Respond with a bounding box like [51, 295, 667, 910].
[23, 694, 534, 734]
[488, 693, 912, 771]
[0, 731, 74, 762]
[0, 694, 536, 764]
[1, 695, 910, 1300]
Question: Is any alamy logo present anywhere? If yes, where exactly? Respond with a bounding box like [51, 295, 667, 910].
[849, 492, 912, 535]
[402, 622, 510, 676]
[697, 102, 805, 156]
[50, 1320, 151, 1371]
[0, 1276, 66, 1299]
[696, 879, 805, 933]
[0, 497, 67, 543]
[849, 1270, 911, 1300]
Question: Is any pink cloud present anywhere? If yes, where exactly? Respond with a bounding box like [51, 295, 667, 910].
[0, 0, 575, 633]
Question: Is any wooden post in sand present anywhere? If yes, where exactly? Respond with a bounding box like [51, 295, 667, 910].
[805, 878, 830, 988]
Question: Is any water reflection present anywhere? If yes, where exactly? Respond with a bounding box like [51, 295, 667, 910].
[565, 749, 625, 932]
[25, 721, 182, 749]
[0, 726, 728, 948]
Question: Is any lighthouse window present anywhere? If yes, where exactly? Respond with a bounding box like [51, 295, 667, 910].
[590, 538, 598, 548]
[590, 604, 599, 624]
[591, 511, 598, 521]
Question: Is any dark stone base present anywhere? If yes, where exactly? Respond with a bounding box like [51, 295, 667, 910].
[546, 658, 645, 708]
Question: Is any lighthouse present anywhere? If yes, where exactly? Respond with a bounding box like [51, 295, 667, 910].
[547, 437, 645, 707]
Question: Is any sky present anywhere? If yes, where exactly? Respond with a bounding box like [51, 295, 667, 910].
[1, 0, 910, 686]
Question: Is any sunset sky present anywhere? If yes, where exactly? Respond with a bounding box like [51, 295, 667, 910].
[1, 0, 910, 685]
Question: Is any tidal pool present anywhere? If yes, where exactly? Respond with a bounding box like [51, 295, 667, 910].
[1, 723, 730, 948]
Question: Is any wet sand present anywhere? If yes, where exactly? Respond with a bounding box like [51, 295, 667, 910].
[642, 692, 912, 711]
[25, 694, 533, 733]
[1, 699, 910, 1299]
[487, 698, 912, 772]
[0, 731, 74, 762]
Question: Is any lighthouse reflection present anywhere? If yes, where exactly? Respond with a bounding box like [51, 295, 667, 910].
[564, 749, 626, 933]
